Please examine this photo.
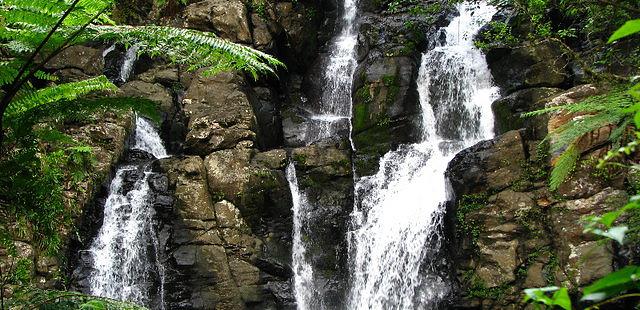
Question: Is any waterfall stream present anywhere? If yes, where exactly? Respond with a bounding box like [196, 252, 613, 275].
[287, 0, 359, 307]
[86, 117, 168, 308]
[348, 2, 499, 308]
[303, 0, 358, 144]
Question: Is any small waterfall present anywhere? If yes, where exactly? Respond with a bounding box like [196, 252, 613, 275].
[285, 163, 316, 309]
[85, 116, 168, 308]
[120, 45, 139, 83]
[303, 0, 358, 143]
[287, 0, 359, 307]
[348, 2, 499, 309]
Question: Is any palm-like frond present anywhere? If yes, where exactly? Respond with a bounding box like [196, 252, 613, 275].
[528, 88, 638, 190]
[5, 75, 118, 118]
[88, 25, 285, 79]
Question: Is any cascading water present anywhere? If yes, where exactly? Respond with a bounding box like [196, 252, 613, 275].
[86, 116, 168, 308]
[303, 0, 358, 143]
[286, 163, 316, 309]
[287, 0, 359, 307]
[348, 2, 499, 309]
[83, 45, 168, 307]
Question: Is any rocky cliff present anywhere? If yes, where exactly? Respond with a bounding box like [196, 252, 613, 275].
[445, 21, 638, 310]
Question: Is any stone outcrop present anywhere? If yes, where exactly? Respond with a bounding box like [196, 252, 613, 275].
[155, 156, 294, 309]
[446, 126, 630, 307]
[349, 0, 454, 176]
[289, 141, 354, 307]
[485, 40, 570, 94]
[446, 35, 633, 307]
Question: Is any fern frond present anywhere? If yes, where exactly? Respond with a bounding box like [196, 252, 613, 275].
[550, 111, 627, 153]
[0, 60, 23, 87]
[5, 75, 118, 118]
[33, 70, 59, 81]
[522, 90, 635, 117]
[550, 144, 580, 190]
[88, 25, 285, 79]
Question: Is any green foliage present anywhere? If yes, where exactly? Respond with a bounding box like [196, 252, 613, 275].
[490, 0, 638, 41]
[6, 288, 148, 310]
[475, 21, 518, 50]
[0, 98, 158, 255]
[463, 270, 509, 300]
[88, 25, 283, 80]
[523, 286, 572, 310]
[456, 193, 488, 249]
[524, 88, 638, 190]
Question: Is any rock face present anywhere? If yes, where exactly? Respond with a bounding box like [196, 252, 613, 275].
[348, 0, 454, 176]
[446, 33, 631, 307]
[154, 156, 294, 309]
[290, 142, 354, 306]
[182, 72, 258, 156]
[446, 127, 629, 307]
[182, 0, 253, 43]
[485, 40, 570, 94]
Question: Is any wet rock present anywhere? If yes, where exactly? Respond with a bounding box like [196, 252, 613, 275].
[251, 14, 275, 51]
[251, 87, 283, 149]
[149, 174, 169, 192]
[447, 130, 527, 196]
[46, 45, 104, 76]
[492, 87, 563, 137]
[251, 149, 287, 170]
[120, 80, 174, 114]
[486, 40, 570, 94]
[138, 66, 180, 86]
[289, 142, 353, 305]
[205, 148, 254, 204]
[352, 56, 421, 176]
[183, 72, 257, 155]
[550, 188, 628, 288]
[124, 149, 155, 163]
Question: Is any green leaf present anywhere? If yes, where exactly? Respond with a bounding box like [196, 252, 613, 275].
[608, 19, 640, 43]
[80, 300, 107, 310]
[581, 265, 640, 302]
[523, 286, 559, 305]
[591, 226, 628, 245]
[551, 287, 572, 310]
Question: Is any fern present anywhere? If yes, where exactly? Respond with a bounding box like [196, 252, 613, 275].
[0, 0, 283, 139]
[6, 75, 118, 118]
[549, 144, 580, 190]
[527, 88, 638, 190]
[88, 25, 284, 79]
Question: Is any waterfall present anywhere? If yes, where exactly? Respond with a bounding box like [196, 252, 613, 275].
[85, 116, 168, 308]
[119, 45, 139, 83]
[287, 0, 359, 308]
[304, 0, 358, 143]
[286, 163, 316, 309]
[348, 2, 499, 309]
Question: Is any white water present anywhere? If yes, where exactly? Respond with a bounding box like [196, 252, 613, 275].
[286, 163, 316, 309]
[303, 0, 359, 144]
[86, 117, 168, 307]
[120, 45, 139, 83]
[348, 2, 499, 309]
[287, 0, 359, 308]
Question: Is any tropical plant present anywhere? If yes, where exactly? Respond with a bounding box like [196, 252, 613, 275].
[5, 287, 149, 310]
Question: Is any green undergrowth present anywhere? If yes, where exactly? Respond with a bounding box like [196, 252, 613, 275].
[456, 193, 489, 251]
